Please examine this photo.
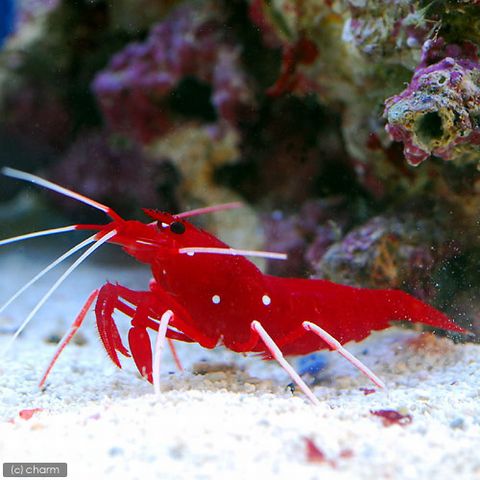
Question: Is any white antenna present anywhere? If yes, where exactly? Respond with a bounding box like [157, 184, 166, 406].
[1, 229, 117, 356]
[178, 247, 287, 261]
[0, 235, 96, 316]
[2, 167, 121, 220]
[0, 225, 79, 247]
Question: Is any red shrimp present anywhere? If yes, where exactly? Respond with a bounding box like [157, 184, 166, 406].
[0, 168, 465, 405]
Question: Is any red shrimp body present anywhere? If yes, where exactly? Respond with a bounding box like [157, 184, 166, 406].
[116, 210, 463, 359]
[152, 254, 463, 356]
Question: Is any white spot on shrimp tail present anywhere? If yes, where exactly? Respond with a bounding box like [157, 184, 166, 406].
[262, 295, 271, 306]
[212, 295, 221, 304]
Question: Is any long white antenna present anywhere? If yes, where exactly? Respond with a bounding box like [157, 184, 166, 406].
[2, 167, 121, 220]
[178, 246, 287, 261]
[0, 225, 79, 247]
[0, 234, 96, 316]
[1, 229, 117, 356]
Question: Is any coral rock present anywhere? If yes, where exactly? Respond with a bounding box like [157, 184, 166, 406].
[51, 132, 172, 217]
[148, 124, 264, 256]
[313, 214, 451, 301]
[263, 198, 349, 277]
[93, 0, 255, 144]
[385, 38, 480, 166]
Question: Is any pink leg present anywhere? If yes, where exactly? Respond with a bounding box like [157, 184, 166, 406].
[152, 310, 173, 395]
[39, 289, 99, 389]
[251, 320, 321, 406]
[167, 338, 183, 372]
[303, 321, 386, 389]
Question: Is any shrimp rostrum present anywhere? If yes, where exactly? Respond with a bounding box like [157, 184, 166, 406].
[0, 168, 465, 405]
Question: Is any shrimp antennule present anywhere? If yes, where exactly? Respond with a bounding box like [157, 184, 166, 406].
[175, 202, 243, 219]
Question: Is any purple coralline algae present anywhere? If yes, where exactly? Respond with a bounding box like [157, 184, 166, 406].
[313, 214, 452, 302]
[385, 38, 480, 165]
[3, 84, 71, 152]
[93, 0, 255, 144]
[51, 132, 169, 216]
[263, 198, 350, 277]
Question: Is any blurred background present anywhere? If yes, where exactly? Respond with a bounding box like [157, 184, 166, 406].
[1, 0, 480, 336]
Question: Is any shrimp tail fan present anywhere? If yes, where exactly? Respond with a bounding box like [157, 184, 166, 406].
[381, 289, 465, 333]
[332, 285, 467, 344]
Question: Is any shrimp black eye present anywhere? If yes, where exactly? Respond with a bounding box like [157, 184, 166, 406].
[170, 221, 186, 234]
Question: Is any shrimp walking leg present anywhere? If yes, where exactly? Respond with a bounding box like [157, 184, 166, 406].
[39, 289, 100, 388]
[153, 310, 173, 394]
[302, 321, 386, 389]
[251, 320, 321, 406]
[167, 338, 183, 372]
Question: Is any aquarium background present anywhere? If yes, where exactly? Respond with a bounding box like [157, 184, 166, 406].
[1, 2, 480, 479]
[2, 1, 480, 337]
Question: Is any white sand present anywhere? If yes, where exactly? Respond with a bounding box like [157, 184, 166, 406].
[0, 243, 479, 480]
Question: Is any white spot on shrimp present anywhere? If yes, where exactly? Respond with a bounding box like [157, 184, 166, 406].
[262, 295, 271, 306]
[187, 252, 195, 257]
[212, 295, 221, 304]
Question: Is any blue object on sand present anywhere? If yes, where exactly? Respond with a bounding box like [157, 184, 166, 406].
[0, 0, 16, 49]
[298, 353, 328, 377]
